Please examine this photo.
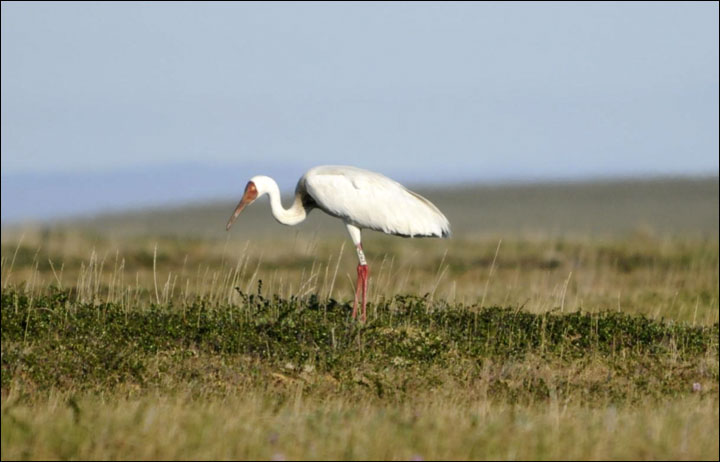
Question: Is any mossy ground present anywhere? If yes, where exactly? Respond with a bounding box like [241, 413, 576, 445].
[2, 284, 718, 460]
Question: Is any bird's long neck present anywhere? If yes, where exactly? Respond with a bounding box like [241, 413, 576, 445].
[265, 178, 307, 226]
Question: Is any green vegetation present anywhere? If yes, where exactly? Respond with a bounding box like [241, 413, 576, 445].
[2, 177, 718, 460]
[4, 287, 717, 395]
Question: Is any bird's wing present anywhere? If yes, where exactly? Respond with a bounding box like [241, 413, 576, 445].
[303, 167, 450, 238]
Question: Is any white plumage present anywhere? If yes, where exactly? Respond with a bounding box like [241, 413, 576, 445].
[226, 165, 451, 321]
[302, 166, 451, 238]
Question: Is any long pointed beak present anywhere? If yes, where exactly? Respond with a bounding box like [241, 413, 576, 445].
[226, 198, 249, 231]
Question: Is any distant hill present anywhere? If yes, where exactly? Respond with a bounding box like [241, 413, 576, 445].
[8, 176, 715, 240]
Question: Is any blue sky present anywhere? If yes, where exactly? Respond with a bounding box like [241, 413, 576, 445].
[1, 2, 718, 220]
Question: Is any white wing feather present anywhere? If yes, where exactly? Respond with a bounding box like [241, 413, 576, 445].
[302, 166, 450, 238]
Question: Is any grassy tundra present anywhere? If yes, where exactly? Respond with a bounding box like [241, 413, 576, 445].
[1, 177, 718, 460]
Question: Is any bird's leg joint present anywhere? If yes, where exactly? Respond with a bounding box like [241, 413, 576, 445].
[356, 245, 367, 266]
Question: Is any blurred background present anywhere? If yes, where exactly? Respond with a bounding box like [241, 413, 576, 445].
[1, 1, 718, 230]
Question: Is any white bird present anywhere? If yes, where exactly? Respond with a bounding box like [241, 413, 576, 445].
[226, 165, 451, 321]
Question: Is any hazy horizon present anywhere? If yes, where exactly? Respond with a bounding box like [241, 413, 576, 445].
[2, 169, 716, 225]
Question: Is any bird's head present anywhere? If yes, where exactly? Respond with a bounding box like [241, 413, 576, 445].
[226, 176, 272, 231]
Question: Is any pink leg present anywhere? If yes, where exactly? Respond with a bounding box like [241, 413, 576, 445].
[352, 264, 363, 319]
[351, 241, 369, 322]
[360, 264, 369, 322]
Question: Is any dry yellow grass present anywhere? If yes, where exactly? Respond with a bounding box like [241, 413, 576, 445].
[2, 228, 717, 325]
[2, 391, 718, 460]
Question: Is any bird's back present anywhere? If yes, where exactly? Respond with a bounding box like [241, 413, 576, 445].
[300, 165, 451, 238]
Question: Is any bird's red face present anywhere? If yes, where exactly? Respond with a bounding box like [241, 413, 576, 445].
[226, 181, 259, 231]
